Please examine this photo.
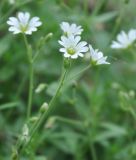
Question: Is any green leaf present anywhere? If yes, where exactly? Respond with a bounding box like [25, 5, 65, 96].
[0, 102, 19, 110]
[93, 11, 118, 23]
[94, 122, 127, 143]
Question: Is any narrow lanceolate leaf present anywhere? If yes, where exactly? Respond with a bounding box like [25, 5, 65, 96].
[94, 122, 127, 143]
[92, 11, 118, 23]
[0, 102, 19, 110]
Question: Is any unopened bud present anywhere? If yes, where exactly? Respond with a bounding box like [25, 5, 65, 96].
[44, 33, 53, 42]
[111, 82, 120, 90]
[23, 124, 29, 136]
[11, 148, 18, 160]
[29, 116, 39, 123]
[84, 52, 91, 61]
[128, 90, 135, 98]
[71, 81, 77, 88]
[37, 33, 53, 49]
[40, 102, 48, 113]
[35, 83, 47, 93]
[20, 124, 29, 143]
[119, 91, 129, 99]
[45, 117, 56, 128]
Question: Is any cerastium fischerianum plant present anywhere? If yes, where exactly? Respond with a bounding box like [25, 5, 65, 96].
[7, 11, 51, 159]
[7, 12, 110, 159]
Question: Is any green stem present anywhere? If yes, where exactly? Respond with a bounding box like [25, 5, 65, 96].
[67, 64, 91, 80]
[27, 61, 34, 120]
[32, 50, 40, 62]
[23, 34, 31, 61]
[20, 63, 70, 153]
[31, 67, 68, 138]
[23, 34, 34, 120]
[86, 126, 97, 160]
[83, 0, 88, 15]
[90, 143, 97, 160]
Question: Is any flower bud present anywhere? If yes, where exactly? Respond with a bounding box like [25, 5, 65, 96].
[35, 83, 47, 94]
[23, 124, 29, 136]
[128, 90, 135, 98]
[44, 33, 53, 42]
[29, 116, 39, 123]
[37, 33, 53, 49]
[45, 117, 56, 128]
[11, 148, 18, 160]
[20, 124, 29, 143]
[71, 80, 77, 88]
[40, 102, 48, 113]
[111, 82, 120, 90]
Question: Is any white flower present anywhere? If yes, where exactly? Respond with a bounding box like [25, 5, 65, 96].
[111, 29, 136, 49]
[7, 12, 42, 35]
[60, 22, 83, 36]
[59, 35, 88, 59]
[89, 45, 110, 65]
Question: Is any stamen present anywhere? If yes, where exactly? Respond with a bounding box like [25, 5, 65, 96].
[67, 47, 76, 55]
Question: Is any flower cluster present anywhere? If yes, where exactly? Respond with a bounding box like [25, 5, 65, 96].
[59, 22, 110, 65]
[111, 29, 136, 49]
[7, 12, 110, 65]
[59, 22, 88, 59]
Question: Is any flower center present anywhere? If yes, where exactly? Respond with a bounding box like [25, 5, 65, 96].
[91, 59, 97, 66]
[67, 47, 76, 55]
[64, 32, 68, 36]
[20, 24, 28, 32]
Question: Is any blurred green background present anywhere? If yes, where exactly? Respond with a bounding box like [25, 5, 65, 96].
[0, 0, 136, 159]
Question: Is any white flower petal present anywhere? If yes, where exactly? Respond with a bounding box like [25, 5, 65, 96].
[29, 17, 42, 28]
[71, 54, 78, 59]
[60, 22, 83, 36]
[89, 44, 110, 65]
[111, 41, 123, 49]
[7, 17, 19, 26]
[18, 12, 30, 25]
[59, 48, 66, 52]
[111, 29, 136, 49]
[128, 29, 136, 42]
[64, 53, 71, 58]
[97, 52, 103, 59]
[8, 26, 20, 33]
[59, 35, 88, 59]
[78, 53, 84, 57]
